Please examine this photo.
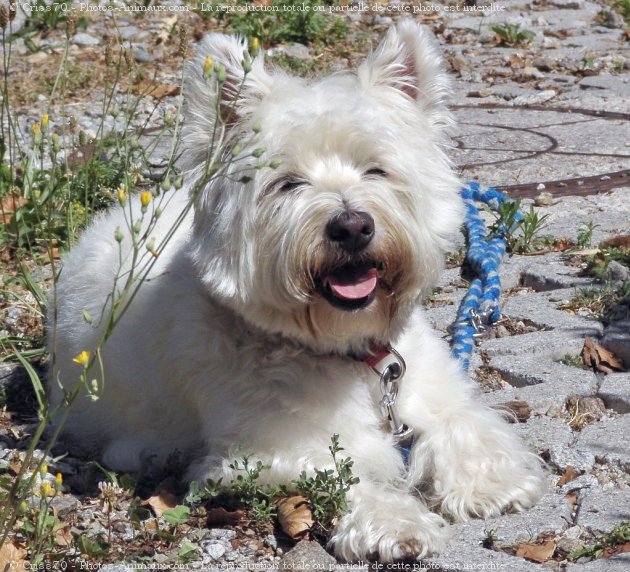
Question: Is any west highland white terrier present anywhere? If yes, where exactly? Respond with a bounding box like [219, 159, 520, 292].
[50, 20, 544, 562]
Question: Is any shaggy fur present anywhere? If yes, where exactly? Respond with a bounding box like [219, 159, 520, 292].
[49, 21, 544, 562]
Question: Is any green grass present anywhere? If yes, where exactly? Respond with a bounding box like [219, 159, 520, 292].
[198, 0, 348, 47]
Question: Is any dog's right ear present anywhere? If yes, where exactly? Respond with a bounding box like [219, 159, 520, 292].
[182, 34, 272, 166]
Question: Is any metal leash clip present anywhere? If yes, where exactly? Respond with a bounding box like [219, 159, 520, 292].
[371, 346, 413, 443]
[469, 308, 495, 340]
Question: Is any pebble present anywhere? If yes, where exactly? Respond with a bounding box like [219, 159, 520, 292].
[607, 260, 630, 282]
[513, 89, 557, 105]
[133, 47, 153, 63]
[203, 541, 227, 560]
[72, 33, 101, 47]
[535, 191, 554, 206]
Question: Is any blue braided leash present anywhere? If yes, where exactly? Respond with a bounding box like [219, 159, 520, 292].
[451, 182, 522, 371]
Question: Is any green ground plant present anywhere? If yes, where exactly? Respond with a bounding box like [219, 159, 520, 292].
[200, 0, 347, 47]
[569, 521, 630, 561]
[0, 18, 275, 563]
[488, 199, 552, 254]
[186, 434, 360, 533]
[490, 24, 535, 46]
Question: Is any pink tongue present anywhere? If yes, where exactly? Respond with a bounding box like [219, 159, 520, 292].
[327, 268, 378, 300]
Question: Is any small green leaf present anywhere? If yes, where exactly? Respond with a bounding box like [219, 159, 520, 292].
[163, 504, 190, 525]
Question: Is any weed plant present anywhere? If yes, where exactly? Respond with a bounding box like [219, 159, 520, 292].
[0, 11, 358, 563]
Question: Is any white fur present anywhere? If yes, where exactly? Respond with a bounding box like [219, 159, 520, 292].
[49, 21, 544, 562]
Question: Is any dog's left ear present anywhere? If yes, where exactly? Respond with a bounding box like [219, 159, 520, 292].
[358, 20, 451, 128]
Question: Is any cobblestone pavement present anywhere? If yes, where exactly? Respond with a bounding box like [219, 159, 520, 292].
[1, 1, 629, 570]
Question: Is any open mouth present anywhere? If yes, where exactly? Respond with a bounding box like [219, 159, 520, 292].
[318, 262, 379, 311]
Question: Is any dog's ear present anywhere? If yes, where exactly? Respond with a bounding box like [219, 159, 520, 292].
[182, 34, 272, 167]
[358, 20, 451, 128]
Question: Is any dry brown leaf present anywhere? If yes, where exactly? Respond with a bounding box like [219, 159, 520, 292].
[9, 452, 22, 476]
[557, 465, 582, 487]
[277, 495, 314, 540]
[602, 541, 630, 558]
[54, 523, 73, 547]
[143, 491, 178, 517]
[0, 195, 27, 224]
[516, 540, 556, 563]
[133, 81, 180, 99]
[500, 400, 532, 423]
[206, 507, 245, 528]
[600, 235, 630, 250]
[581, 337, 623, 374]
[0, 540, 27, 570]
[509, 54, 524, 69]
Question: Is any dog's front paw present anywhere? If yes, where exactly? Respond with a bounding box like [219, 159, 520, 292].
[414, 410, 545, 520]
[329, 489, 449, 562]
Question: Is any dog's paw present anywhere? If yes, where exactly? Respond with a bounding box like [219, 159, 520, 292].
[329, 493, 449, 562]
[438, 452, 545, 520]
[413, 410, 545, 520]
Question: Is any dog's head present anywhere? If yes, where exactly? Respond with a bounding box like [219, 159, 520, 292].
[182, 21, 463, 354]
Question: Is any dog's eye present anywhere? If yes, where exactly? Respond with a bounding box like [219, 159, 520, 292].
[365, 168, 387, 178]
[278, 178, 306, 193]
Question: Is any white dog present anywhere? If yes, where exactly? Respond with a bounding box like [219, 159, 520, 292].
[50, 21, 543, 562]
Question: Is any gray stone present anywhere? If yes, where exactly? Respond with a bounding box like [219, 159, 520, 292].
[598, 372, 630, 414]
[548, 443, 595, 472]
[284, 43, 310, 60]
[207, 528, 237, 540]
[513, 90, 557, 106]
[50, 495, 81, 518]
[202, 540, 227, 560]
[72, 33, 101, 47]
[577, 488, 630, 531]
[133, 47, 153, 64]
[579, 74, 630, 97]
[577, 416, 630, 470]
[375, 16, 393, 26]
[567, 553, 630, 571]
[607, 261, 630, 282]
[280, 541, 336, 571]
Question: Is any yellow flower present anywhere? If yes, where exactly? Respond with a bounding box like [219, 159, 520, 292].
[39, 463, 48, 477]
[117, 186, 126, 204]
[32, 122, 41, 136]
[73, 350, 90, 367]
[40, 481, 54, 497]
[140, 191, 152, 208]
[251, 37, 260, 55]
[55, 473, 63, 488]
[203, 55, 213, 76]
[41, 114, 49, 132]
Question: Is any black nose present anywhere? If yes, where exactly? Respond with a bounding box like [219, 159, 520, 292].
[326, 210, 375, 253]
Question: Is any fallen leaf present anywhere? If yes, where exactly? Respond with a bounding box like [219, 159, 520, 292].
[1, 195, 28, 224]
[557, 465, 582, 487]
[581, 337, 623, 374]
[143, 492, 177, 517]
[9, 452, 22, 475]
[516, 540, 556, 563]
[54, 523, 73, 547]
[500, 400, 532, 423]
[600, 235, 630, 250]
[206, 507, 245, 528]
[601, 541, 630, 558]
[277, 495, 314, 540]
[0, 540, 27, 569]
